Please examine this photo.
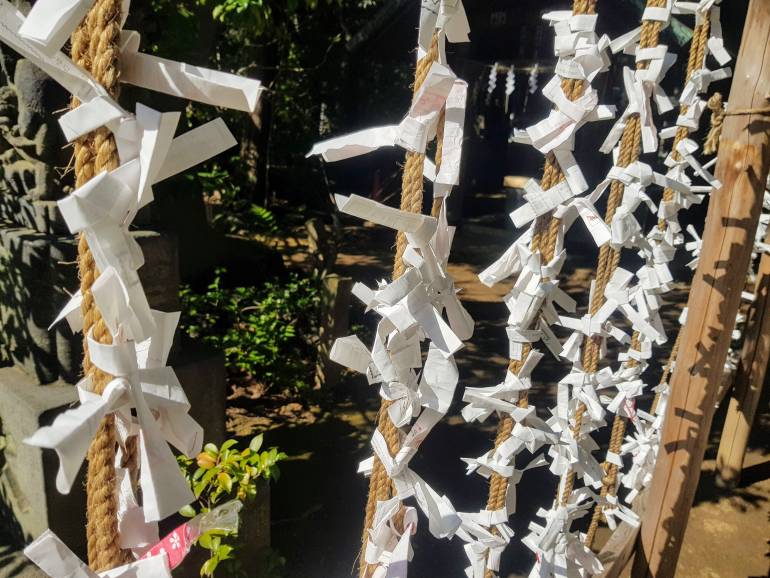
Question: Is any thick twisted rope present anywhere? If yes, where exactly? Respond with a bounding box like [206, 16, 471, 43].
[70, 0, 132, 571]
[558, 0, 668, 509]
[430, 109, 447, 219]
[359, 32, 441, 578]
[583, 16, 712, 545]
[704, 92, 770, 155]
[481, 4, 596, 576]
[392, 34, 441, 278]
[583, 326, 680, 545]
[703, 92, 726, 155]
[660, 18, 711, 222]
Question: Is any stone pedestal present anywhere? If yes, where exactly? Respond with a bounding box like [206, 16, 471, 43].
[0, 368, 83, 555]
[0, 224, 181, 384]
[0, 226, 228, 564]
[0, 338, 228, 578]
[172, 336, 227, 447]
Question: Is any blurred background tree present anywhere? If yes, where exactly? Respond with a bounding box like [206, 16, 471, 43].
[132, 0, 394, 213]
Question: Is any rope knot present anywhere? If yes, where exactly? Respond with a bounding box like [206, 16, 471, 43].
[707, 91, 724, 112]
[704, 92, 725, 155]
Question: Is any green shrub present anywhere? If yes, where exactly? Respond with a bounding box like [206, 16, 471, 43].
[196, 161, 279, 236]
[178, 435, 287, 576]
[180, 269, 321, 391]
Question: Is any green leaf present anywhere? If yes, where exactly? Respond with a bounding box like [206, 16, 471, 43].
[198, 532, 213, 550]
[204, 443, 219, 455]
[217, 544, 234, 560]
[194, 480, 208, 498]
[201, 556, 219, 577]
[218, 471, 234, 493]
[202, 467, 218, 484]
[220, 439, 238, 452]
[179, 504, 197, 518]
[249, 434, 264, 453]
[195, 467, 218, 498]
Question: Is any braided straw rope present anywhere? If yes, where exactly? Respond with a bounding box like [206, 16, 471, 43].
[704, 92, 770, 155]
[557, 0, 668, 510]
[583, 327, 681, 543]
[430, 109, 447, 219]
[392, 34, 441, 279]
[481, 3, 596, 576]
[703, 92, 726, 155]
[359, 31, 441, 578]
[584, 16, 712, 546]
[70, 0, 133, 570]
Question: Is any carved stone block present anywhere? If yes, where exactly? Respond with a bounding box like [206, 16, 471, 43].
[0, 224, 183, 385]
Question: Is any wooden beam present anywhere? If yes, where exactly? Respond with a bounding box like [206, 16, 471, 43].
[632, 1, 770, 575]
[716, 222, 770, 487]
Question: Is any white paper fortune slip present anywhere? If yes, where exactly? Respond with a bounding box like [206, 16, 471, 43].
[26, 316, 202, 521]
[8, 0, 241, 531]
[460, 6, 624, 577]
[335, 194, 438, 246]
[18, 0, 96, 55]
[308, 62, 460, 162]
[25, 530, 171, 578]
[607, 0, 733, 517]
[120, 30, 263, 113]
[0, 0, 275, 565]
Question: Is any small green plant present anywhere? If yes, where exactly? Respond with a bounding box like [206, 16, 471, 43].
[196, 160, 279, 236]
[178, 435, 287, 576]
[179, 269, 321, 391]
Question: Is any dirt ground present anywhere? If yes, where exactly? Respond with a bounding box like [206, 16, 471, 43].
[260, 218, 770, 578]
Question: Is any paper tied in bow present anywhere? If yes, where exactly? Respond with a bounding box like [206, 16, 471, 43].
[522, 488, 603, 578]
[546, 406, 604, 489]
[26, 310, 202, 523]
[328, 194, 471, 534]
[308, 63, 463, 164]
[51, 104, 238, 342]
[418, 0, 470, 63]
[364, 497, 419, 578]
[456, 508, 511, 578]
[461, 349, 544, 424]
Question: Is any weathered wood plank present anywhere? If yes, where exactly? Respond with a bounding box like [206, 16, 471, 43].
[716, 225, 770, 487]
[632, 0, 770, 575]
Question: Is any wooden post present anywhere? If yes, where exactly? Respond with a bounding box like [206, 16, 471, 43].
[633, 1, 770, 575]
[716, 221, 770, 487]
[314, 273, 353, 389]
